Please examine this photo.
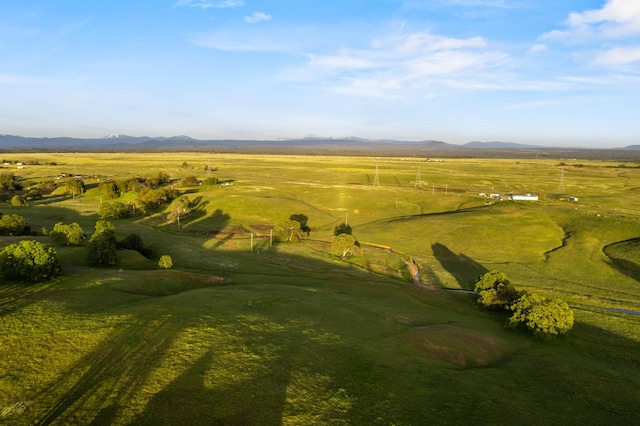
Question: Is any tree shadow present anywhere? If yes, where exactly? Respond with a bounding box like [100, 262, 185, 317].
[431, 243, 488, 290]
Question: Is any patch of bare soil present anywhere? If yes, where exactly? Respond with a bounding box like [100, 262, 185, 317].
[403, 324, 506, 367]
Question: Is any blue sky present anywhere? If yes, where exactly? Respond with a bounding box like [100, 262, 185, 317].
[1, 1, 639, 147]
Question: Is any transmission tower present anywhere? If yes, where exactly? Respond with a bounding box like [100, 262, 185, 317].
[373, 163, 380, 186]
[557, 167, 566, 193]
[415, 165, 422, 188]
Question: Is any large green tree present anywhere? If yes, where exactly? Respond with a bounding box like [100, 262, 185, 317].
[98, 201, 130, 219]
[50, 222, 86, 245]
[509, 293, 574, 338]
[99, 181, 120, 200]
[274, 219, 304, 242]
[0, 213, 30, 236]
[87, 220, 118, 266]
[474, 270, 522, 310]
[0, 240, 61, 282]
[167, 197, 192, 231]
[331, 233, 361, 258]
[65, 178, 85, 197]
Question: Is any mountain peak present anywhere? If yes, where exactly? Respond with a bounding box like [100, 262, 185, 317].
[102, 133, 129, 139]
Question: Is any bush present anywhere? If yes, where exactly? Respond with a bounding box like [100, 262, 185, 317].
[158, 255, 173, 269]
[0, 240, 61, 282]
[183, 176, 200, 186]
[10, 195, 27, 207]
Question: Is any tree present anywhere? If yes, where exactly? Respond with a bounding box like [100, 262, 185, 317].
[274, 219, 304, 242]
[137, 187, 177, 208]
[167, 197, 191, 231]
[0, 213, 31, 236]
[182, 176, 200, 186]
[289, 214, 311, 235]
[119, 233, 153, 258]
[474, 270, 521, 310]
[334, 223, 352, 236]
[0, 174, 21, 191]
[98, 201, 130, 219]
[10, 195, 27, 207]
[50, 222, 86, 245]
[99, 181, 120, 199]
[158, 255, 173, 269]
[65, 178, 85, 197]
[87, 220, 118, 266]
[508, 293, 574, 338]
[0, 240, 61, 282]
[331, 233, 361, 258]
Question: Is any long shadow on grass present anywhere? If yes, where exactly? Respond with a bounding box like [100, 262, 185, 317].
[33, 315, 185, 425]
[432, 243, 487, 290]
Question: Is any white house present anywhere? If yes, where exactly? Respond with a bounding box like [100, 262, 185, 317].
[510, 193, 538, 201]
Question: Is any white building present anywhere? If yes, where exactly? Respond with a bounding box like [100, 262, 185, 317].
[510, 193, 538, 201]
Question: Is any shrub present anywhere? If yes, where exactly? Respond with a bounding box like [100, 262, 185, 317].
[10, 195, 27, 207]
[158, 255, 173, 269]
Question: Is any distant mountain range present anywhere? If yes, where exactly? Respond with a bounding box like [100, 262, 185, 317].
[0, 134, 639, 159]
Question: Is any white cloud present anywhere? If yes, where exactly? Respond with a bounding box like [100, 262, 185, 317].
[528, 43, 547, 53]
[593, 45, 640, 65]
[245, 12, 272, 24]
[176, 0, 244, 9]
[283, 31, 508, 98]
[543, 0, 640, 41]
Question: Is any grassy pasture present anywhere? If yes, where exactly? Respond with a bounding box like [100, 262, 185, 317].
[1, 153, 640, 424]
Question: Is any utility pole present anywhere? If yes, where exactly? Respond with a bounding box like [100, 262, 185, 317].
[415, 166, 422, 188]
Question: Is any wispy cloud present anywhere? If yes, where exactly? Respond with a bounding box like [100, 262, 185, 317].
[176, 0, 244, 9]
[541, 0, 640, 67]
[506, 99, 563, 110]
[543, 0, 640, 41]
[281, 30, 510, 98]
[593, 46, 640, 65]
[245, 12, 271, 24]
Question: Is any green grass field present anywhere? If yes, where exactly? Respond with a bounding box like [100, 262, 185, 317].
[1, 153, 639, 424]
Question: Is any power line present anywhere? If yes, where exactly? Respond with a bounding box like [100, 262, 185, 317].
[415, 165, 422, 188]
[373, 163, 380, 187]
[557, 167, 565, 193]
